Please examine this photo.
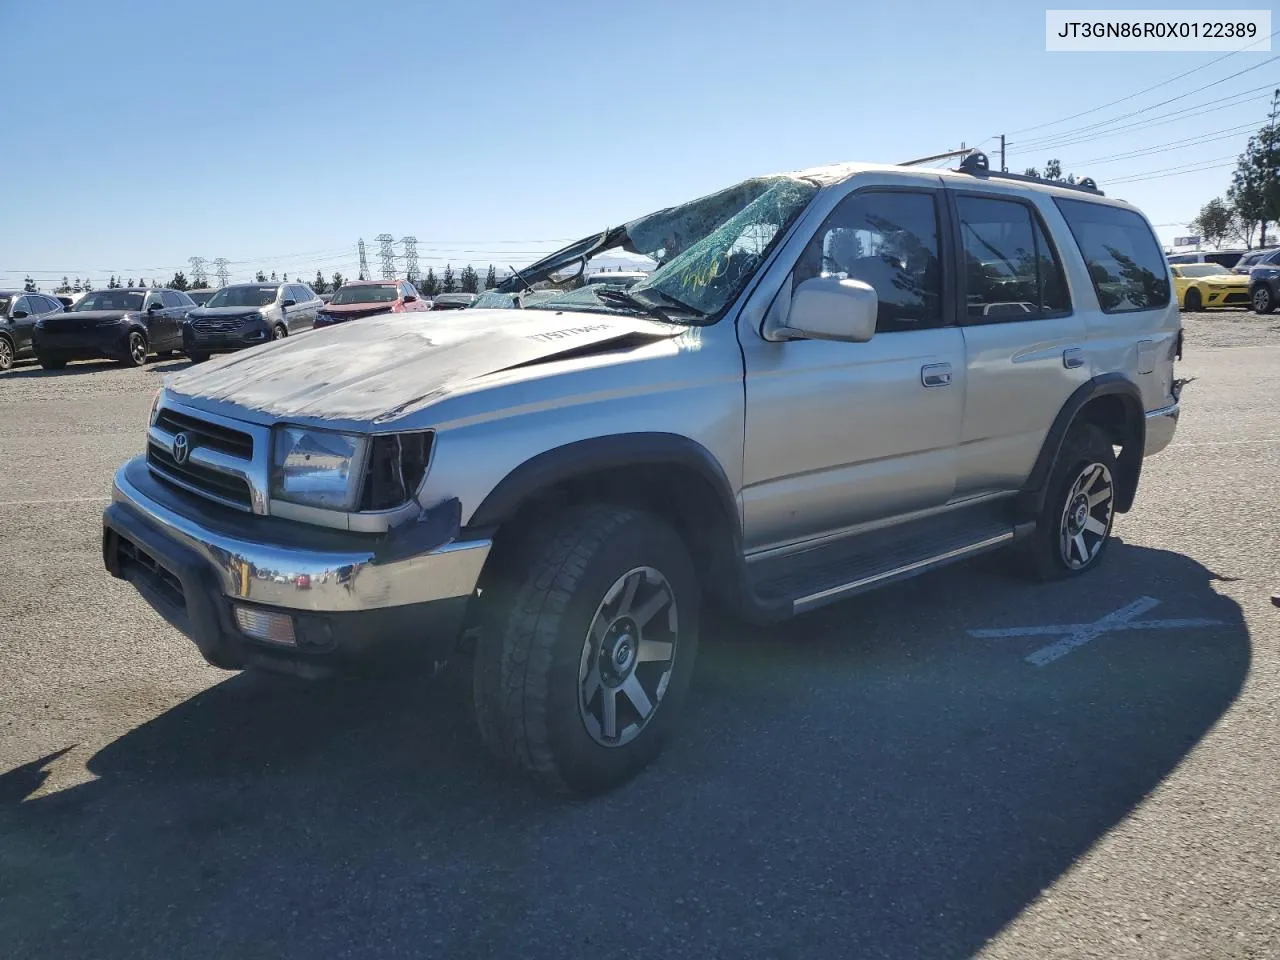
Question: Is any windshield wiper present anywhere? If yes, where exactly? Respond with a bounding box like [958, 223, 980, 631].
[595, 287, 706, 323]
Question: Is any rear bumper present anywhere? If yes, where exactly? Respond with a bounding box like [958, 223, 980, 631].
[102, 457, 490, 675]
[1144, 400, 1179, 456]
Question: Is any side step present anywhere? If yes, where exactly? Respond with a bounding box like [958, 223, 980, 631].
[748, 507, 1032, 617]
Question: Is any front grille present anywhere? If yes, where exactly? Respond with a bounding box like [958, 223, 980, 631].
[155, 408, 253, 458]
[115, 535, 186, 611]
[148, 441, 254, 509]
[192, 316, 247, 334]
[1224, 292, 1249, 304]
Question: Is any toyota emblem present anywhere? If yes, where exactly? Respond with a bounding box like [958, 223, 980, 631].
[172, 431, 191, 465]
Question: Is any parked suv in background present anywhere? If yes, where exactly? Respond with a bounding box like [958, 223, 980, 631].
[314, 279, 428, 328]
[1231, 248, 1280, 274]
[103, 154, 1182, 795]
[183, 282, 322, 362]
[1248, 260, 1280, 314]
[34, 287, 194, 369]
[0, 291, 66, 371]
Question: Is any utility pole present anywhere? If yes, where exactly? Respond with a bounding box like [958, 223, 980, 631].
[401, 236, 420, 283]
[1000, 134, 1006, 172]
[213, 258, 230, 288]
[357, 239, 371, 281]
[375, 234, 396, 280]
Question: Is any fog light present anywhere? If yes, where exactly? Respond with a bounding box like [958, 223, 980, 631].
[234, 605, 297, 646]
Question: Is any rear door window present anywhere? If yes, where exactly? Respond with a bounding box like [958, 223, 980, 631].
[1054, 199, 1171, 313]
[955, 195, 1071, 322]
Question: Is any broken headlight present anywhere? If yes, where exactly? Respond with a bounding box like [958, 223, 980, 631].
[358, 432, 433, 511]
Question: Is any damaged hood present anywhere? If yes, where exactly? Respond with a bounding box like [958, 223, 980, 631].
[164, 309, 684, 424]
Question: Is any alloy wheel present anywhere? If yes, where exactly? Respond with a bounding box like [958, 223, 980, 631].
[578, 566, 679, 748]
[129, 333, 147, 365]
[1059, 462, 1114, 570]
[0, 339, 12, 371]
[1254, 287, 1272, 313]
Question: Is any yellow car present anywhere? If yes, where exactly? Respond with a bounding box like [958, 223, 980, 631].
[1171, 263, 1251, 310]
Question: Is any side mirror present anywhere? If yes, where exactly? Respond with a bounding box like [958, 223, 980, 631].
[10, 310, 28, 320]
[147, 302, 163, 313]
[403, 293, 417, 303]
[281, 299, 296, 308]
[779, 276, 878, 343]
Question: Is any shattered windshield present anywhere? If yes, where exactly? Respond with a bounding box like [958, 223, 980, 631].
[522, 175, 818, 323]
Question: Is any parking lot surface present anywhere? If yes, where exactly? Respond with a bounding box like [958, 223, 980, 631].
[2, 311, 1279, 959]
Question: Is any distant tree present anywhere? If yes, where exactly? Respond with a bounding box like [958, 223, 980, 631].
[282, 273, 289, 282]
[106, 275, 118, 289]
[484, 264, 498, 289]
[255, 271, 268, 282]
[331, 271, 345, 290]
[72, 278, 83, 293]
[82, 278, 94, 292]
[459, 264, 480, 294]
[270, 271, 278, 282]
[420, 268, 439, 297]
[126, 278, 136, 288]
[1190, 198, 1233, 249]
[169, 271, 190, 291]
[54, 277, 70, 293]
[312, 270, 329, 294]
[1227, 92, 1280, 249]
[23, 277, 37, 292]
[1023, 167, 1039, 178]
[441, 264, 457, 294]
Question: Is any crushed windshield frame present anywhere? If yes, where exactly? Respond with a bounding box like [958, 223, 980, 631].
[518, 176, 819, 326]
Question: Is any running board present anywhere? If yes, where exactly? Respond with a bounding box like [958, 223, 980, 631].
[749, 510, 1034, 617]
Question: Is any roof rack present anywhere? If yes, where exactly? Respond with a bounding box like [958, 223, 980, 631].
[954, 152, 1103, 196]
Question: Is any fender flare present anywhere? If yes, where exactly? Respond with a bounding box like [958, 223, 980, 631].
[469, 432, 741, 543]
[1022, 374, 1146, 516]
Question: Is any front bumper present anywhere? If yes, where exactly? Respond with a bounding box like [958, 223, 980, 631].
[33, 324, 129, 359]
[102, 457, 491, 675]
[183, 322, 270, 354]
[1144, 399, 1180, 456]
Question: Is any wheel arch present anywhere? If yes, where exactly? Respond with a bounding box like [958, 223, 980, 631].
[469, 433, 748, 613]
[1021, 374, 1146, 517]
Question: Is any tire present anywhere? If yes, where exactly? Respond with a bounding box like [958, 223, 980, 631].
[0, 336, 13, 372]
[272, 324, 288, 341]
[473, 504, 699, 795]
[1020, 424, 1118, 581]
[188, 351, 210, 364]
[1183, 288, 1202, 312]
[38, 354, 67, 371]
[121, 331, 148, 367]
[1253, 285, 1275, 315]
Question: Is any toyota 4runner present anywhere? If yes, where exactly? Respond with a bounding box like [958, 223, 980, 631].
[102, 153, 1183, 795]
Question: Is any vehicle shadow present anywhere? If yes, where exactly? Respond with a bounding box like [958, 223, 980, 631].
[3, 358, 192, 378]
[0, 542, 1247, 959]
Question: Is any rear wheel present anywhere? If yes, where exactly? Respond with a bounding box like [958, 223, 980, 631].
[0, 336, 13, 372]
[121, 331, 148, 367]
[1184, 288, 1202, 311]
[1253, 285, 1275, 315]
[272, 324, 288, 340]
[473, 505, 699, 795]
[1020, 424, 1118, 581]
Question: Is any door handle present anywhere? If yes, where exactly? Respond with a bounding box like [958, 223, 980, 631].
[921, 363, 953, 387]
[1063, 348, 1085, 369]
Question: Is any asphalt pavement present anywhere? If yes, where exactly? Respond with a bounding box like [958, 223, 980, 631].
[1, 312, 1278, 959]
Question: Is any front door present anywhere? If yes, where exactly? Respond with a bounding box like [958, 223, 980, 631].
[740, 186, 966, 552]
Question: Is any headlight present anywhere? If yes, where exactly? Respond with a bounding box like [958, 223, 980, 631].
[148, 389, 163, 425]
[270, 426, 368, 510]
[243, 311, 264, 324]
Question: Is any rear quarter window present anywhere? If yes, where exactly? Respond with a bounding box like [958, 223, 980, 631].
[1054, 199, 1171, 314]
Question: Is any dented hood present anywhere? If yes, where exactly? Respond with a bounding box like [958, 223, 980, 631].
[165, 309, 682, 423]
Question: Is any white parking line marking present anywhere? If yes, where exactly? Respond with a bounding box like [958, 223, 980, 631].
[0, 496, 111, 507]
[1171, 439, 1280, 447]
[968, 596, 1225, 667]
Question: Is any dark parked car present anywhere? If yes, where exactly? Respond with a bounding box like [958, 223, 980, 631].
[1231, 248, 1280, 274]
[314, 279, 429, 328]
[32, 288, 194, 370]
[429, 293, 477, 311]
[1249, 262, 1280, 314]
[0, 291, 67, 371]
[186, 289, 217, 306]
[183, 282, 323, 361]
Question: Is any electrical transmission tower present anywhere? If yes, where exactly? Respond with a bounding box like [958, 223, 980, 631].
[357, 238, 371, 281]
[188, 257, 208, 288]
[400, 236, 420, 283]
[213, 258, 230, 288]
[375, 234, 397, 280]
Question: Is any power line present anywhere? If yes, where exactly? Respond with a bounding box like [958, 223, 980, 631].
[1007, 30, 1278, 136]
[1010, 59, 1279, 150]
[1062, 122, 1260, 167]
[1107, 155, 1241, 185]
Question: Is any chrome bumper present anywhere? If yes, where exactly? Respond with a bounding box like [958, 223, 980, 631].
[1144, 400, 1180, 456]
[108, 456, 490, 613]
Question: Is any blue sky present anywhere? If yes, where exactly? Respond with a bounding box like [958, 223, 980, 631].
[1, 0, 1275, 290]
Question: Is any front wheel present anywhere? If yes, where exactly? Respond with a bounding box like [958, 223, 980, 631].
[121, 331, 148, 367]
[473, 505, 699, 795]
[37, 354, 67, 371]
[1020, 424, 1118, 581]
[0, 337, 13, 372]
[1253, 285, 1275, 315]
[1183, 288, 1202, 311]
[187, 351, 210, 364]
[272, 324, 288, 341]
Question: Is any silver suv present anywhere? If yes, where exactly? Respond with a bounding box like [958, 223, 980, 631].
[102, 153, 1183, 794]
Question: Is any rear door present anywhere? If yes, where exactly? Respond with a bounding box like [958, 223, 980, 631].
[10, 296, 42, 352]
[948, 189, 1089, 500]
